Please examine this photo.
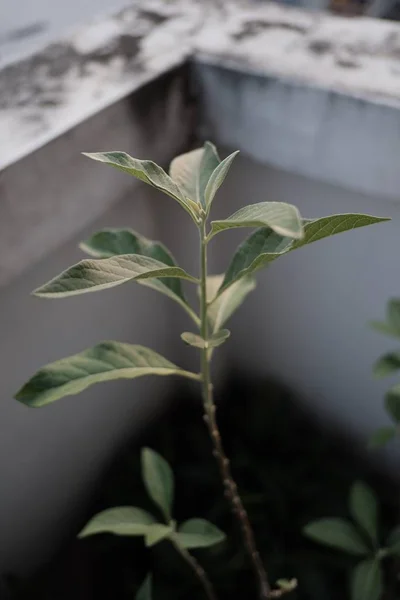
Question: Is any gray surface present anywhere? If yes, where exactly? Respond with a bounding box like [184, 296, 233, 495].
[0, 0, 131, 64]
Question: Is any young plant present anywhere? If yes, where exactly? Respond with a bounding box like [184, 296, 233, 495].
[304, 481, 400, 600]
[370, 299, 400, 448]
[15, 142, 389, 599]
[80, 448, 225, 600]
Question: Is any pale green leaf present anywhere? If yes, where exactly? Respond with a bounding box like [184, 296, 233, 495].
[204, 150, 239, 209]
[276, 579, 298, 593]
[351, 559, 382, 600]
[145, 523, 173, 547]
[349, 482, 378, 545]
[368, 427, 397, 449]
[15, 342, 198, 408]
[303, 518, 369, 555]
[141, 448, 174, 520]
[34, 254, 197, 298]
[206, 274, 256, 333]
[374, 352, 400, 378]
[80, 229, 198, 324]
[136, 575, 152, 600]
[385, 388, 400, 423]
[169, 142, 220, 209]
[83, 151, 195, 218]
[221, 214, 389, 294]
[176, 519, 226, 549]
[79, 506, 156, 538]
[210, 202, 303, 241]
[370, 321, 400, 339]
[180, 329, 230, 349]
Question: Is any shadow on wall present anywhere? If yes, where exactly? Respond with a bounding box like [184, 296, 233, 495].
[7, 372, 399, 600]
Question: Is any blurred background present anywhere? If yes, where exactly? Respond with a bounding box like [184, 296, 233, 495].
[1, 0, 400, 598]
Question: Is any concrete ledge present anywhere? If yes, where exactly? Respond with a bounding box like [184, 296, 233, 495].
[192, 2, 400, 201]
[0, 0, 200, 171]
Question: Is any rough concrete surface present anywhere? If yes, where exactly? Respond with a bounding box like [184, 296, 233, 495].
[3, 0, 400, 172]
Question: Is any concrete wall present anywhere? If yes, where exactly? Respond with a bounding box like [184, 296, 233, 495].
[0, 189, 187, 575]
[0, 66, 194, 576]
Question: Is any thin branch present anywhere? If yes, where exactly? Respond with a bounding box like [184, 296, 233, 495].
[171, 536, 218, 600]
[198, 223, 271, 600]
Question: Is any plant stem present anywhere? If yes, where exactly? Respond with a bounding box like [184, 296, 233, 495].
[198, 221, 271, 600]
[171, 536, 218, 600]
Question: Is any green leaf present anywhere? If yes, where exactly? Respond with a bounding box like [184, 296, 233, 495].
[80, 229, 198, 324]
[205, 274, 256, 333]
[205, 150, 239, 209]
[79, 507, 156, 538]
[136, 575, 152, 600]
[385, 387, 400, 423]
[349, 482, 378, 545]
[368, 427, 397, 449]
[15, 343, 198, 408]
[370, 321, 400, 339]
[176, 519, 226, 549]
[169, 142, 220, 209]
[34, 254, 197, 298]
[221, 214, 389, 294]
[387, 299, 400, 330]
[351, 559, 382, 600]
[141, 448, 174, 520]
[303, 518, 369, 555]
[210, 202, 303, 241]
[373, 352, 400, 378]
[180, 329, 230, 349]
[83, 151, 196, 219]
[145, 524, 173, 547]
[387, 528, 400, 556]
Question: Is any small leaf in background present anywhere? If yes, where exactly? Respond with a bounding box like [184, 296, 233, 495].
[368, 427, 397, 449]
[387, 528, 400, 556]
[373, 352, 400, 378]
[136, 574, 152, 600]
[303, 518, 369, 555]
[79, 507, 156, 538]
[169, 142, 220, 208]
[141, 448, 174, 520]
[176, 519, 226, 549]
[385, 388, 400, 423]
[80, 229, 197, 322]
[15, 343, 198, 407]
[276, 579, 298, 593]
[205, 150, 239, 209]
[83, 152, 196, 218]
[34, 254, 197, 298]
[351, 559, 382, 600]
[181, 329, 230, 349]
[387, 299, 400, 330]
[144, 524, 173, 547]
[349, 482, 378, 545]
[206, 274, 256, 333]
[210, 202, 304, 241]
[221, 214, 389, 294]
[370, 320, 400, 338]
